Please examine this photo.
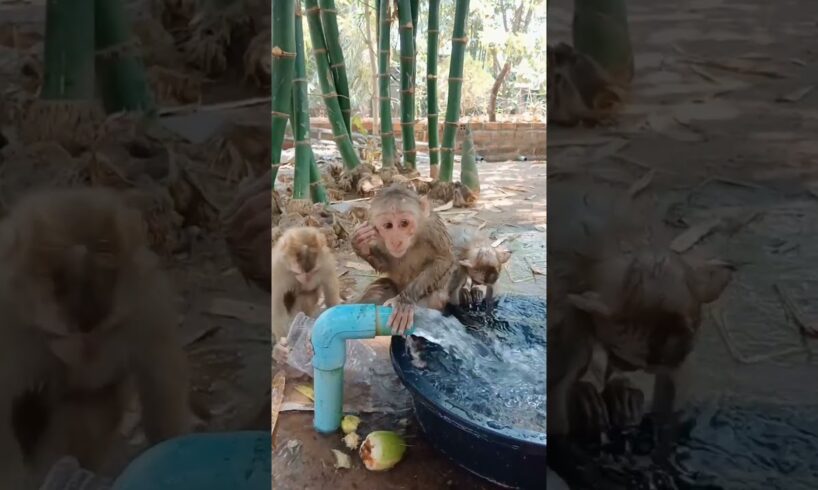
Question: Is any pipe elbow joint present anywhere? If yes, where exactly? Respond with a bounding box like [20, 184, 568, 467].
[311, 304, 393, 371]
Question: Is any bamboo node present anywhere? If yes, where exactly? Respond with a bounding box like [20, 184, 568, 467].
[321, 8, 337, 14]
[321, 92, 340, 98]
[427, 75, 438, 79]
[400, 88, 416, 94]
[312, 48, 328, 55]
[399, 121, 416, 126]
[427, 113, 439, 117]
[305, 7, 321, 14]
[381, 131, 394, 136]
[96, 40, 139, 61]
[400, 22, 414, 30]
[292, 77, 308, 83]
[271, 111, 289, 118]
[330, 62, 346, 69]
[294, 140, 312, 147]
[332, 134, 350, 141]
[428, 29, 440, 33]
[400, 56, 416, 62]
[429, 147, 441, 153]
[444, 121, 460, 126]
[404, 149, 417, 154]
[271, 46, 297, 59]
[452, 36, 469, 44]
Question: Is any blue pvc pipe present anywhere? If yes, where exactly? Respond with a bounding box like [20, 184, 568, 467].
[112, 431, 270, 490]
[312, 304, 412, 433]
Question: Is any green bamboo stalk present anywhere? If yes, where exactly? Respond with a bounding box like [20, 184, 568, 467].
[272, 0, 295, 181]
[305, 0, 361, 170]
[318, 0, 352, 134]
[573, 0, 634, 85]
[309, 151, 328, 203]
[439, 0, 470, 182]
[94, 0, 155, 114]
[426, 0, 440, 173]
[459, 125, 479, 192]
[396, 0, 416, 171]
[410, 0, 419, 88]
[377, 0, 397, 169]
[42, 0, 95, 101]
[292, 2, 312, 201]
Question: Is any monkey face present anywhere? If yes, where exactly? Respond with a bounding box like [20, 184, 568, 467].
[40, 245, 119, 335]
[460, 246, 510, 285]
[372, 211, 418, 258]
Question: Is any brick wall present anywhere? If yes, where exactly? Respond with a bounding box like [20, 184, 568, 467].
[306, 118, 546, 162]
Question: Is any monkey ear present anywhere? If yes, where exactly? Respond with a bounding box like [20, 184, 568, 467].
[567, 292, 613, 318]
[496, 248, 512, 264]
[459, 259, 474, 268]
[419, 195, 431, 217]
[686, 259, 733, 304]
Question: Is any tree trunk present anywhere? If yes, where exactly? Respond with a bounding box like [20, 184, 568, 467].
[487, 61, 511, 122]
[573, 0, 634, 85]
[378, 0, 397, 168]
[439, 0, 470, 183]
[319, 0, 352, 134]
[396, 0, 417, 171]
[271, 0, 296, 182]
[305, 0, 361, 170]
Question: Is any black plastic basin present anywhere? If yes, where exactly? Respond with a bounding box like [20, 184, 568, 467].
[390, 295, 546, 489]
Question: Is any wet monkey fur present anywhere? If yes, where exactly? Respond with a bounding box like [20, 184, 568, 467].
[351, 184, 457, 334]
[446, 224, 512, 311]
[0, 188, 192, 488]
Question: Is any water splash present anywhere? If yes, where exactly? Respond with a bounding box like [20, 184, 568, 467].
[407, 295, 546, 436]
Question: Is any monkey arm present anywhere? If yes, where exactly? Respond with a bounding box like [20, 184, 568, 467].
[133, 335, 191, 443]
[357, 243, 392, 273]
[398, 257, 456, 304]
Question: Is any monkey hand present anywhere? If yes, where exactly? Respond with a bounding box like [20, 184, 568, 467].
[352, 223, 378, 257]
[568, 380, 610, 440]
[272, 338, 290, 365]
[384, 296, 414, 336]
[602, 377, 645, 429]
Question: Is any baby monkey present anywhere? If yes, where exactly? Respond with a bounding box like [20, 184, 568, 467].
[270, 226, 341, 341]
[352, 184, 456, 334]
[447, 224, 512, 312]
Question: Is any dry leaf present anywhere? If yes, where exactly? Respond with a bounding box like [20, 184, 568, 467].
[271, 370, 286, 448]
[670, 218, 722, 252]
[332, 449, 352, 469]
[434, 201, 454, 212]
[345, 261, 373, 272]
[628, 170, 655, 198]
[294, 384, 315, 401]
[206, 298, 267, 325]
[776, 85, 815, 103]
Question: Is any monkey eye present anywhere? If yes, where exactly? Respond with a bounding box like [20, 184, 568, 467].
[383, 222, 394, 230]
[399, 220, 409, 228]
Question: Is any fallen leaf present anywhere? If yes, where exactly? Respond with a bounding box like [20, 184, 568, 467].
[183, 325, 220, 346]
[790, 58, 807, 67]
[294, 384, 315, 401]
[434, 201, 454, 212]
[345, 261, 373, 272]
[206, 298, 267, 325]
[776, 85, 815, 103]
[670, 218, 722, 252]
[271, 370, 286, 448]
[524, 194, 537, 201]
[628, 170, 655, 198]
[332, 449, 352, 469]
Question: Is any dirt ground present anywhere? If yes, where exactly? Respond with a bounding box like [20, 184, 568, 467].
[550, 0, 818, 409]
[272, 157, 546, 490]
